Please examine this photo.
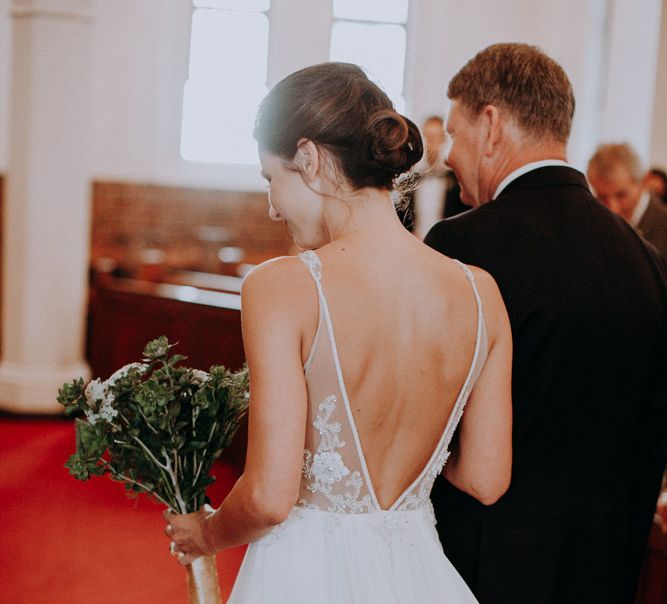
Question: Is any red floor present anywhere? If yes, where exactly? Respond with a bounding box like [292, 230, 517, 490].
[0, 416, 245, 603]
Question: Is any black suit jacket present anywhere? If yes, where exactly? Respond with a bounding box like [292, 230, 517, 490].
[424, 167, 667, 604]
[637, 195, 667, 261]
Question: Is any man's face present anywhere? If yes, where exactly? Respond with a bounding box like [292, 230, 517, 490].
[444, 100, 488, 207]
[587, 164, 643, 222]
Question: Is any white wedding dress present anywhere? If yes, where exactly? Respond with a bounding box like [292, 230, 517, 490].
[227, 250, 488, 603]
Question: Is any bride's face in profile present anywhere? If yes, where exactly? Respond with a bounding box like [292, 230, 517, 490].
[259, 149, 327, 249]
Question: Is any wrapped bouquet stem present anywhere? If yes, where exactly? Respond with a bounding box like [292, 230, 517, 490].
[58, 336, 249, 604]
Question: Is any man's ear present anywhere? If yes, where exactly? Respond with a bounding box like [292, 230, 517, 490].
[295, 139, 320, 182]
[480, 105, 501, 157]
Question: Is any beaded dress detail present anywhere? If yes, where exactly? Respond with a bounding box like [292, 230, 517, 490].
[227, 250, 488, 604]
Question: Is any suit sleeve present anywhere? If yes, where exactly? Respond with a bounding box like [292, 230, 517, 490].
[638, 237, 667, 459]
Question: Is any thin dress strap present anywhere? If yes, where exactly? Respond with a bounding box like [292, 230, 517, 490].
[391, 258, 488, 511]
[298, 250, 325, 372]
[443, 260, 488, 447]
[297, 249, 383, 511]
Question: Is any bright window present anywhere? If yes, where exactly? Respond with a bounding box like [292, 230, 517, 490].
[181, 1, 270, 164]
[329, 0, 409, 112]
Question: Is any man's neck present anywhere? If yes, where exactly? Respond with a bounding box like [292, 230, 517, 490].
[485, 142, 568, 202]
[492, 159, 570, 200]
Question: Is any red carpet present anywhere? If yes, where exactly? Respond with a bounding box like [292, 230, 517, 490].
[0, 416, 245, 603]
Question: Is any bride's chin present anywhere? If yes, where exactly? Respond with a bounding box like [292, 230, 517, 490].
[291, 232, 316, 250]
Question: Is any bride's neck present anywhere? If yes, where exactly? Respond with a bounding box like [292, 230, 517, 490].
[321, 188, 409, 246]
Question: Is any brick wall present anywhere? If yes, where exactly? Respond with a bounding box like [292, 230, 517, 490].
[91, 181, 293, 276]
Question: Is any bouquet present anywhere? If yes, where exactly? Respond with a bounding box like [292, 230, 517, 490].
[57, 336, 249, 603]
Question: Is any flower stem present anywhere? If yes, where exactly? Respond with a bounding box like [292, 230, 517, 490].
[137, 408, 159, 434]
[132, 436, 169, 471]
[110, 468, 175, 510]
[163, 449, 188, 513]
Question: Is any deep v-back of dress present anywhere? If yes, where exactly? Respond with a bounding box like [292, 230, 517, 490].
[227, 250, 488, 604]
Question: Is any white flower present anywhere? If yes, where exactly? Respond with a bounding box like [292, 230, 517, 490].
[84, 408, 100, 425]
[106, 363, 147, 387]
[84, 379, 106, 406]
[99, 401, 119, 422]
[190, 369, 209, 383]
[84, 376, 119, 424]
[311, 452, 349, 485]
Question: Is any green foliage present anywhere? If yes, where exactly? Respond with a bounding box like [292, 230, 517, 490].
[58, 336, 249, 513]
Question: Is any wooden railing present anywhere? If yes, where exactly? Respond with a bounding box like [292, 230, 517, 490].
[88, 277, 244, 378]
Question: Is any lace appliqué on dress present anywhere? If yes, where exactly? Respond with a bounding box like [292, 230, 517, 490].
[299, 250, 322, 281]
[394, 445, 451, 524]
[301, 395, 372, 514]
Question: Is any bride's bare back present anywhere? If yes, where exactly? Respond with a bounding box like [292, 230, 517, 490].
[312, 247, 476, 507]
[293, 236, 511, 509]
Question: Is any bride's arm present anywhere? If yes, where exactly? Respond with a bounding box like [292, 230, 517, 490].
[443, 269, 513, 505]
[165, 259, 310, 564]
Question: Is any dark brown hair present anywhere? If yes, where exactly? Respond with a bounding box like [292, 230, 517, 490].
[254, 62, 423, 190]
[448, 43, 575, 143]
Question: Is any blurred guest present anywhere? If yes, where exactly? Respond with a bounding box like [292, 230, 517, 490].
[397, 116, 467, 235]
[412, 116, 448, 238]
[422, 115, 447, 169]
[644, 167, 667, 204]
[587, 143, 667, 259]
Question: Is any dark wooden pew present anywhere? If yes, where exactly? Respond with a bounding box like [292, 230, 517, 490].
[88, 278, 244, 378]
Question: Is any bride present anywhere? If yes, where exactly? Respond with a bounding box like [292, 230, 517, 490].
[164, 62, 512, 603]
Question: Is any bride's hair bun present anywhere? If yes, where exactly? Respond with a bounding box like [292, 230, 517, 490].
[254, 62, 424, 191]
[365, 109, 423, 178]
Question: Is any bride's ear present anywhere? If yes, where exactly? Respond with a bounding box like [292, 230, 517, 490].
[294, 139, 321, 183]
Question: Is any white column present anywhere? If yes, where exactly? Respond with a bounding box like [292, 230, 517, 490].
[0, 0, 93, 412]
[0, 0, 12, 172]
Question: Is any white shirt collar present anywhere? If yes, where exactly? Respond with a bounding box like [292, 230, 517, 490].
[629, 190, 651, 227]
[492, 159, 571, 200]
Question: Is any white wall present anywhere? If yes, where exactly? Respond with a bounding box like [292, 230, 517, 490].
[0, 0, 665, 187]
[406, 0, 611, 169]
[599, 0, 662, 165]
[650, 0, 667, 169]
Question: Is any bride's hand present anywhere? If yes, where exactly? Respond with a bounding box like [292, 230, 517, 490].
[164, 504, 217, 566]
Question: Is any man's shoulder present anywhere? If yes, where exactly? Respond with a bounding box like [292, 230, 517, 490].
[643, 197, 667, 223]
[424, 199, 517, 247]
[424, 208, 479, 252]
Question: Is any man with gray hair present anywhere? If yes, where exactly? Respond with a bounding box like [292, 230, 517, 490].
[425, 43, 667, 603]
[587, 142, 667, 260]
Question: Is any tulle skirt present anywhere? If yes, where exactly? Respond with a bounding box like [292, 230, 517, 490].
[227, 506, 478, 603]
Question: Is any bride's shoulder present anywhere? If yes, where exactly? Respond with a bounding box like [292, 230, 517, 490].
[428, 253, 506, 320]
[460, 265, 509, 339]
[241, 254, 315, 304]
[457, 263, 503, 305]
